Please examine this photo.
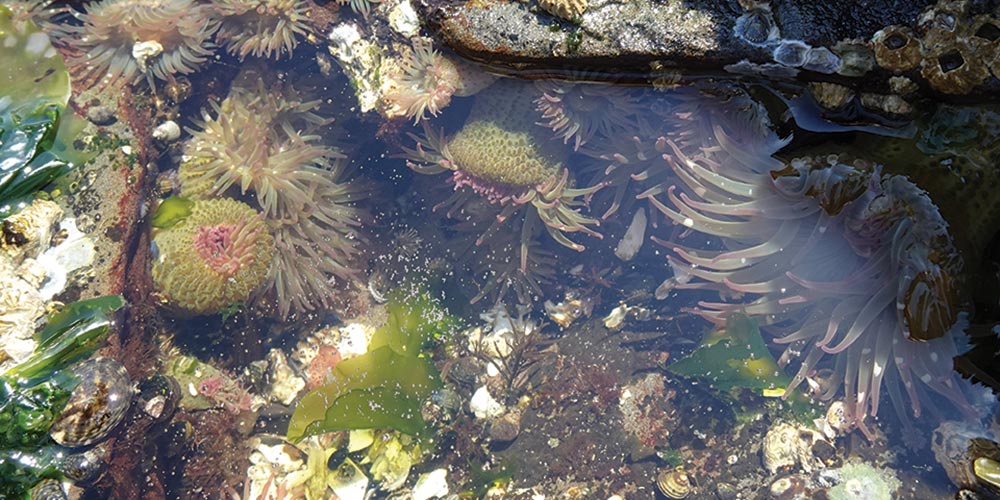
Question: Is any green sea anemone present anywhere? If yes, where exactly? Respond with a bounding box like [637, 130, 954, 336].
[402, 79, 603, 253]
[152, 198, 274, 316]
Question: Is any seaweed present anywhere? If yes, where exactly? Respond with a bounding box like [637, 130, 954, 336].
[0, 295, 125, 498]
[287, 288, 460, 441]
[150, 196, 194, 229]
[0, 5, 77, 219]
[667, 313, 815, 415]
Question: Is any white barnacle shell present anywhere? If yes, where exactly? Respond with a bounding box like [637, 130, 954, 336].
[132, 40, 164, 72]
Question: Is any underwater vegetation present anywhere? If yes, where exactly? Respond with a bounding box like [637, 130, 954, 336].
[0, 295, 125, 498]
[0, 5, 76, 218]
[287, 288, 459, 441]
[645, 91, 975, 437]
[669, 313, 791, 395]
[177, 81, 368, 318]
[151, 197, 274, 316]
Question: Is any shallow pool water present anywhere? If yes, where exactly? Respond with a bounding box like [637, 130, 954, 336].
[2, 1, 1000, 499]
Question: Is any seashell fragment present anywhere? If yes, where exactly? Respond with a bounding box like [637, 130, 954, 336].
[773, 40, 811, 67]
[803, 47, 841, 73]
[808, 82, 854, 111]
[537, 0, 587, 20]
[29, 479, 67, 500]
[152, 120, 181, 142]
[615, 208, 646, 261]
[734, 7, 779, 46]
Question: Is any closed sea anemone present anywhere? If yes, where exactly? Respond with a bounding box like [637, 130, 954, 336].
[152, 198, 274, 315]
[382, 40, 462, 124]
[402, 79, 603, 254]
[179, 82, 367, 318]
[214, 0, 313, 60]
[645, 108, 976, 437]
[54, 0, 218, 87]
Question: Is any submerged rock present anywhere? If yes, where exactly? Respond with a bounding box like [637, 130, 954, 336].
[418, 0, 1000, 97]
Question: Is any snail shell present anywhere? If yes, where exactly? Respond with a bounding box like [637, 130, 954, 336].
[656, 466, 691, 499]
[136, 374, 181, 422]
[29, 478, 67, 500]
[50, 358, 133, 448]
[60, 444, 107, 483]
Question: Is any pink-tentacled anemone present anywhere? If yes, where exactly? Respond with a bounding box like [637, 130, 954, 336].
[644, 117, 976, 438]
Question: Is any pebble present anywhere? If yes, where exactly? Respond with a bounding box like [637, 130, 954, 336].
[85, 105, 116, 125]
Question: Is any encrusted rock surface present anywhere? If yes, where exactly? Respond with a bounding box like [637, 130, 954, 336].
[418, 0, 1000, 97]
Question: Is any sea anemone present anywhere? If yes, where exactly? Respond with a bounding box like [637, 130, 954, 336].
[178, 82, 336, 218]
[54, 0, 218, 88]
[179, 82, 368, 318]
[263, 166, 367, 318]
[534, 80, 640, 151]
[402, 79, 603, 254]
[152, 198, 274, 315]
[213, 0, 313, 60]
[382, 40, 462, 124]
[645, 113, 976, 436]
[579, 83, 772, 221]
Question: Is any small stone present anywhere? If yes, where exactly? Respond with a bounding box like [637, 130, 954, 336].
[537, 0, 587, 20]
[488, 410, 521, 442]
[85, 105, 116, 125]
[413, 468, 449, 500]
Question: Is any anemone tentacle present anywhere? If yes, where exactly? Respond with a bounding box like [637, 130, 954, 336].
[649, 109, 974, 434]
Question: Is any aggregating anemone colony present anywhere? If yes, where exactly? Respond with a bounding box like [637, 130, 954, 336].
[13, 0, 1000, 498]
[178, 80, 368, 318]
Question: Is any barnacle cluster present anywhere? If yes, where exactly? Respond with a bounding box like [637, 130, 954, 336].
[871, 1, 999, 94]
[177, 81, 367, 318]
[152, 198, 274, 315]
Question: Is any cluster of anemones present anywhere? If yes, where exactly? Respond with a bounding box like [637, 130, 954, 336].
[640, 93, 975, 436]
[177, 81, 367, 318]
[50, 0, 325, 88]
